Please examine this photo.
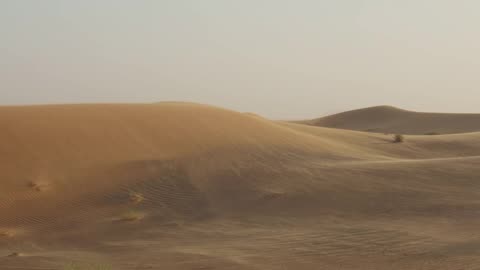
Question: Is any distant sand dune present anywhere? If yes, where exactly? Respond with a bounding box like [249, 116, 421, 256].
[300, 105, 480, 135]
[1, 103, 480, 269]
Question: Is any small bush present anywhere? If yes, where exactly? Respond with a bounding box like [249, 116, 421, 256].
[128, 192, 144, 204]
[7, 252, 22, 257]
[393, 134, 404, 143]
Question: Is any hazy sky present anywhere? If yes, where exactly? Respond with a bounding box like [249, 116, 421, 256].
[1, 1, 479, 119]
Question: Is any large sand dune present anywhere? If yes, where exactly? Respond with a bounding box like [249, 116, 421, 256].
[1, 103, 480, 269]
[301, 105, 480, 135]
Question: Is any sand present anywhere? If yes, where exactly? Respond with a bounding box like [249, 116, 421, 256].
[1, 103, 480, 269]
[301, 105, 480, 135]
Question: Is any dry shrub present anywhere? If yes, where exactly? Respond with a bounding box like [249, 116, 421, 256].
[393, 134, 404, 143]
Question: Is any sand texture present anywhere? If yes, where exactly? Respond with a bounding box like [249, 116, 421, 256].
[2, 103, 480, 269]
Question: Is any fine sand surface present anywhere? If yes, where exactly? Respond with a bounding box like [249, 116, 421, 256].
[1, 102, 480, 269]
[301, 105, 480, 135]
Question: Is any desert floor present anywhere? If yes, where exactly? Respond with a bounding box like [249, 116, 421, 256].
[1, 103, 480, 269]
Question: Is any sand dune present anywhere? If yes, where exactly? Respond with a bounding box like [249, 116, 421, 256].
[301, 105, 480, 135]
[2, 103, 480, 269]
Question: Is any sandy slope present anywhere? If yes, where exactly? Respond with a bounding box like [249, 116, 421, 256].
[301, 105, 480, 135]
[1, 103, 480, 270]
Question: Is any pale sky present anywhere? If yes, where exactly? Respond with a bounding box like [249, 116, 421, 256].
[1, 1, 479, 119]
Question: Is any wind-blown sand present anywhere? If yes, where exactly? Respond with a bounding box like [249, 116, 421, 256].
[1, 103, 480, 269]
[301, 105, 480, 135]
